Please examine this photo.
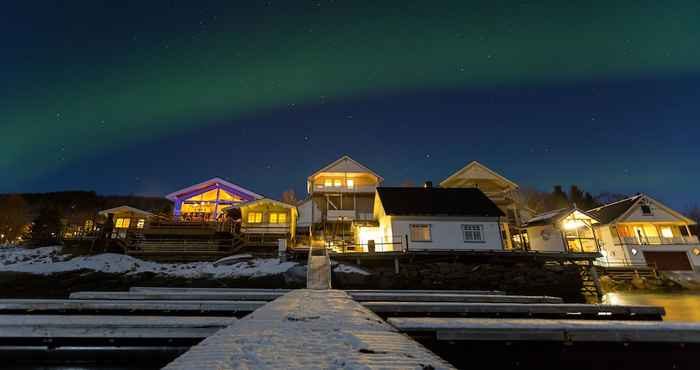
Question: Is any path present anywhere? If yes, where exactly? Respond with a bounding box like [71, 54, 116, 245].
[163, 289, 454, 369]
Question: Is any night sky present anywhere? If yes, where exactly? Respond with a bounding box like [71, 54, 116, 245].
[2, 1, 699, 208]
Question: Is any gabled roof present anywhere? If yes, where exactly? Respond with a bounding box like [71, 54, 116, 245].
[440, 161, 518, 190]
[98, 206, 154, 217]
[586, 194, 695, 225]
[525, 207, 599, 227]
[586, 195, 642, 224]
[308, 155, 383, 181]
[376, 187, 504, 217]
[165, 177, 263, 201]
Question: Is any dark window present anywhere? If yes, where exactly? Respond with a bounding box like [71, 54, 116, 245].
[641, 205, 652, 215]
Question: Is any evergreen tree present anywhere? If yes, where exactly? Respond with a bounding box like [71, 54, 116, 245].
[29, 206, 63, 246]
[550, 185, 569, 209]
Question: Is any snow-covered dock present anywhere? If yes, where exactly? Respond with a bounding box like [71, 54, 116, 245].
[70, 291, 286, 301]
[0, 315, 233, 338]
[0, 299, 265, 316]
[388, 317, 700, 343]
[163, 289, 455, 370]
[365, 301, 666, 320]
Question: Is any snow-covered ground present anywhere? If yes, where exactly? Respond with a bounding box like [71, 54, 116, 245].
[0, 246, 299, 278]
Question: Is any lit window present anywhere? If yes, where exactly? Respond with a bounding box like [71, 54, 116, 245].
[247, 212, 263, 223]
[114, 218, 131, 229]
[693, 248, 700, 256]
[346, 179, 354, 189]
[660, 227, 674, 239]
[462, 224, 484, 242]
[269, 213, 288, 224]
[324, 179, 333, 187]
[410, 224, 432, 242]
[136, 219, 145, 229]
[84, 220, 94, 231]
[334, 179, 342, 187]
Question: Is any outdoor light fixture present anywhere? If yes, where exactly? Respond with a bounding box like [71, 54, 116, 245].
[563, 220, 585, 230]
[693, 248, 700, 256]
[631, 248, 638, 256]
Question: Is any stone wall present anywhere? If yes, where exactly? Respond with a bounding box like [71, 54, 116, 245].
[332, 257, 585, 302]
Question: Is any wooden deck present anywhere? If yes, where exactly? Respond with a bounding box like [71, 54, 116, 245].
[163, 289, 455, 370]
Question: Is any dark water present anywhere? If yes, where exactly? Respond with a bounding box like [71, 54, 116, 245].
[603, 291, 700, 322]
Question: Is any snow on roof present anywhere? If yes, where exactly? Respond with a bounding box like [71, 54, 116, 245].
[98, 206, 154, 217]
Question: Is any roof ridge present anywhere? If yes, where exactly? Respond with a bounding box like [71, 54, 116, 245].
[588, 193, 643, 211]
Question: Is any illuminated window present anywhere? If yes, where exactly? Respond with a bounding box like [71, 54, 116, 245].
[334, 179, 342, 187]
[114, 218, 131, 229]
[410, 224, 432, 242]
[346, 179, 354, 189]
[462, 224, 484, 242]
[84, 220, 94, 231]
[247, 212, 263, 223]
[269, 213, 288, 224]
[136, 219, 145, 229]
[324, 179, 333, 187]
[660, 227, 674, 238]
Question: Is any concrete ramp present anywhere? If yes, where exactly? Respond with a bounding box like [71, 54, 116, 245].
[307, 248, 332, 290]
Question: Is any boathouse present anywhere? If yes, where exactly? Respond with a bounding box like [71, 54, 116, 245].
[587, 194, 700, 271]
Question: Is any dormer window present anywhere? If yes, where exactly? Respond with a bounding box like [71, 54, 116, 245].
[641, 205, 652, 215]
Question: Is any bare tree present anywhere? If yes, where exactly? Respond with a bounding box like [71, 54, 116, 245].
[281, 189, 298, 205]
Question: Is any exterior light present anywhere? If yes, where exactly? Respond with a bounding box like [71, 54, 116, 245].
[693, 248, 700, 256]
[631, 248, 638, 256]
[563, 220, 585, 230]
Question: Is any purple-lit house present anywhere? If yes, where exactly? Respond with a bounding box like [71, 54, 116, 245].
[166, 178, 263, 221]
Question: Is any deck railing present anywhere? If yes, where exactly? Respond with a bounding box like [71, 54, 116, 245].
[619, 235, 699, 245]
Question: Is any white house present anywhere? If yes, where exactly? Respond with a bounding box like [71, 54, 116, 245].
[371, 187, 506, 252]
[586, 194, 700, 271]
[525, 207, 600, 254]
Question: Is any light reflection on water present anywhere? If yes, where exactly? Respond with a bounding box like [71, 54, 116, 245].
[603, 291, 700, 322]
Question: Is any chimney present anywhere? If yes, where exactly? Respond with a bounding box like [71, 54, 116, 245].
[424, 181, 433, 188]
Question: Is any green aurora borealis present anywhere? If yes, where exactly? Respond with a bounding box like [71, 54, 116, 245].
[3, 1, 700, 196]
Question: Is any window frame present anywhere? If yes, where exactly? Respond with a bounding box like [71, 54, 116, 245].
[462, 224, 485, 243]
[247, 212, 263, 224]
[410, 224, 432, 242]
[136, 219, 145, 229]
[269, 212, 288, 224]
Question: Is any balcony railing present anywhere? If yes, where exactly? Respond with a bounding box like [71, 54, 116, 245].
[327, 210, 356, 221]
[619, 235, 699, 245]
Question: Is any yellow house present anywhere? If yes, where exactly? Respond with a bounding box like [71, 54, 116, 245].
[236, 199, 298, 247]
[98, 206, 155, 239]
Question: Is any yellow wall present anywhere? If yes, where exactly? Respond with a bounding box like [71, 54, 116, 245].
[240, 201, 297, 239]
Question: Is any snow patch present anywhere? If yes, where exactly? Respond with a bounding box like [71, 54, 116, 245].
[0, 246, 298, 278]
[333, 263, 371, 276]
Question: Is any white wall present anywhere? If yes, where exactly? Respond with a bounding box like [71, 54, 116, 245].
[297, 200, 321, 227]
[595, 225, 631, 265]
[388, 217, 503, 251]
[527, 225, 565, 252]
[622, 201, 683, 223]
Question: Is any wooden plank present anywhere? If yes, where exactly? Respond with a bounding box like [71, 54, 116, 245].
[130, 287, 293, 293]
[351, 292, 563, 304]
[387, 318, 700, 343]
[365, 302, 665, 318]
[163, 289, 454, 370]
[347, 289, 505, 295]
[0, 299, 265, 314]
[129, 287, 502, 295]
[0, 315, 234, 338]
[69, 291, 285, 301]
